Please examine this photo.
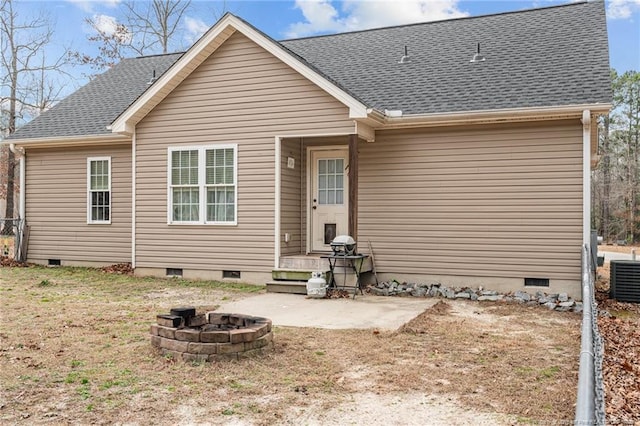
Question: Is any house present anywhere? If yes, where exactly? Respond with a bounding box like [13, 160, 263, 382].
[5, 1, 611, 298]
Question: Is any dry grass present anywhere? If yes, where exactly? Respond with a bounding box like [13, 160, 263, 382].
[0, 265, 580, 424]
[598, 244, 640, 254]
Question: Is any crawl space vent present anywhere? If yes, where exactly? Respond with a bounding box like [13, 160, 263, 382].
[524, 277, 549, 287]
[166, 268, 183, 277]
[223, 270, 241, 279]
[610, 260, 640, 302]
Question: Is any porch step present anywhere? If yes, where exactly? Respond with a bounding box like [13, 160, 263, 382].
[272, 268, 330, 281]
[278, 255, 373, 272]
[266, 281, 308, 295]
[279, 256, 329, 270]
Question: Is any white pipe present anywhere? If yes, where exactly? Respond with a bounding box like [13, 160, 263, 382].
[131, 130, 136, 269]
[581, 110, 591, 246]
[9, 144, 25, 220]
[274, 137, 281, 270]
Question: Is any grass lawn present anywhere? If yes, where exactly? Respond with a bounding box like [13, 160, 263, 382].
[0, 265, 580, 424]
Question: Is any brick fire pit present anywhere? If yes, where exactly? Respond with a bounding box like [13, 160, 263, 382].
[150, 307, 273, 362]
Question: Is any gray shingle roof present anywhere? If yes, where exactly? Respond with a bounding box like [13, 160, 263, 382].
[281, 1, 611, 115]
[10, 1, 610, 141]
[11, 53, 182, 140]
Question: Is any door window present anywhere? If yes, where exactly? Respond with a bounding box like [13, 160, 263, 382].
[317, 158, 344, 205]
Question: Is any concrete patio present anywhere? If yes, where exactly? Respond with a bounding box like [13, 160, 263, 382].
[217, 293, 436, 330]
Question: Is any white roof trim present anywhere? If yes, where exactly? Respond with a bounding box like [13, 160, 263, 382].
[376, 103, 612, 129]
[110, 14, 368, 134]
[3, 134, 131, 148]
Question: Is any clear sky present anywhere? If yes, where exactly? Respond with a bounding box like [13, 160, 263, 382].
[12, 0, 640, 93]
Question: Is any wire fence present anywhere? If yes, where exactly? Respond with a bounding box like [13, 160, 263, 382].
[0, 218, 26, 262]
[574, 244, 606, 425]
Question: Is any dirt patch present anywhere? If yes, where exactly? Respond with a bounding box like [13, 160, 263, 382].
[0, 266, 580, 424]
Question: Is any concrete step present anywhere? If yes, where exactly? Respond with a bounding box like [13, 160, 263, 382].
[272, 269, 329, 281]
[279, 255, 373, 272]
[266, 281, 307, 295]
[279, 256, 329, 270]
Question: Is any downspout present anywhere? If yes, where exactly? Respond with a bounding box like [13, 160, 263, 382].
[131, 130, 136, 269]
[9, 144, 25, 220]
[581, 110, 591, 246]
[274, 137, 281, 270]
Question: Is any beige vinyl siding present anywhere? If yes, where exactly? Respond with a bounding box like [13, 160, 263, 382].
[280, 138, 303, 255]
[25, 144, 132, 264]
[358, 120, 583, 281]
[135, 32, 355, 272]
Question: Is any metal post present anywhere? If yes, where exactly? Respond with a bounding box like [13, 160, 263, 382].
[575, 245, 595, 424]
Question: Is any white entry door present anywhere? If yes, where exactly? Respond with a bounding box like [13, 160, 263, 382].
[310, 148, 349, 252]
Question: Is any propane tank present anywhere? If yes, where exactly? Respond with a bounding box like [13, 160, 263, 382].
[306, 271, 327, 298]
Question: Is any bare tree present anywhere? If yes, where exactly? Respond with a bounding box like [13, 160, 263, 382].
[69, 16, 132, 72]
[593, 69, 640, 244]
[0, 0, 70, 221]
[124, 0, 192, 54]
[72, 0, 193, 72]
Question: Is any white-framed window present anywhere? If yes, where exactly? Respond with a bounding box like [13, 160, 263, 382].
[87, 157, 111, 224]
[168, 145, 237, 225]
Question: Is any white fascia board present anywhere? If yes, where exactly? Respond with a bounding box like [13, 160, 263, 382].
[379, 103, 612, 129]
[3, 134, 131, 149]
[110, 14, 369, 134]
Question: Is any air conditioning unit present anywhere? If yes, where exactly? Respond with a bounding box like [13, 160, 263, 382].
[610, 260, 640, 303]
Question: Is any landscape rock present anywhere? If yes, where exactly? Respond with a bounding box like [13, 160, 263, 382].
[478, 295, 502, 302]
[368, 281, 582, 312]
[455, 292, 471, 299]
[411, 288, 427, 297]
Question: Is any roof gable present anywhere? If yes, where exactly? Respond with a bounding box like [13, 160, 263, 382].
[110, 13, 369, 134]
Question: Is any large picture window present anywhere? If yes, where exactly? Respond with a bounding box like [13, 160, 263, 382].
[168, 145, 237, 225]
[87, 157, 111, 224]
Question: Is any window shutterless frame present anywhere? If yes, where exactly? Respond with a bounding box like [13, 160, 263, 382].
[87, 156, 112, 224]
[167, 144, 238, 225]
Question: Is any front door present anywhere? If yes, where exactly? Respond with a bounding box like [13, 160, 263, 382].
[310, 148, 348, 252]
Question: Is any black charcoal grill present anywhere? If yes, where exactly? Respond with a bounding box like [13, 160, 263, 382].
[330, 235, 357, 256]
